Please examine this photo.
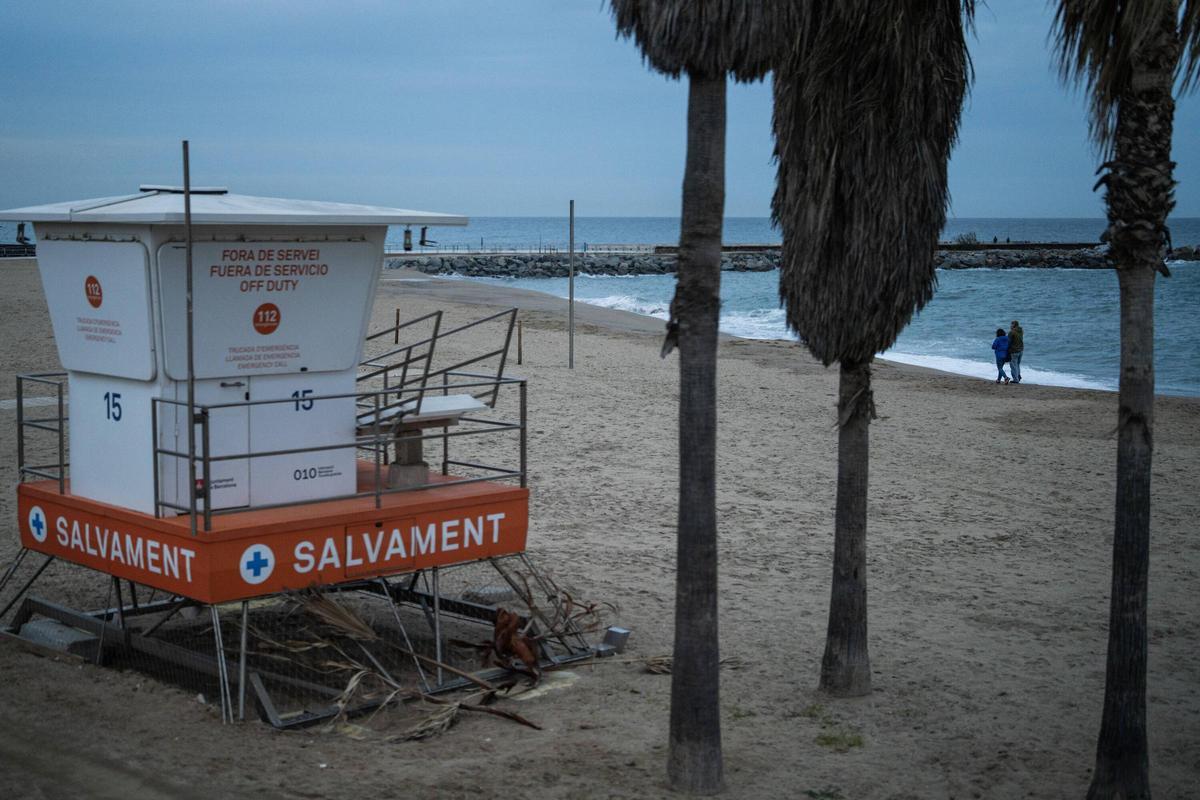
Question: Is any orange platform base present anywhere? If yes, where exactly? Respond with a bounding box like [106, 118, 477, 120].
[15, 464, 529, 604]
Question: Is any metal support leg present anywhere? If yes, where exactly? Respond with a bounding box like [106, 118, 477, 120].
[0, 548, 30, 598]
[0, 554, 54, 623]
[112, 577, 127, 630]
[376, 578, 431, 693]
[238, 601, 249, 722]
[142, 597, 188, 637]
[211, 606, 232, 724]
[95, 577, 115, 665]
[432, 567, 443, 686]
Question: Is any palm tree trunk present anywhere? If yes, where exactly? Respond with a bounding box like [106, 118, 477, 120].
[820, 358, 872, 697]
[1090, 267, 1155, 800]
[667, 73, 725, 796]
[1088, 10, 1178, 800]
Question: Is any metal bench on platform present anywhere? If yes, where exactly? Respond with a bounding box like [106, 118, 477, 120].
[355, 307, 517, 489]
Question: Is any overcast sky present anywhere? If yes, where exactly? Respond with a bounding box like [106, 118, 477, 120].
[2, 0, 1197, 218]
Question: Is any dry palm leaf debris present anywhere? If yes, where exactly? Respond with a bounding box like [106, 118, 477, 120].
[240, 592, 549, 743]
[498, 567, 618, 642]
[391, 701, 459, 742]
[290, 592, 542, 740]
[640, 655, 749, 674]
[491, 607, 541, 682]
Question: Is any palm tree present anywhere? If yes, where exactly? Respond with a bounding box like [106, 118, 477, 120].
[771, 1, 974, 697]
[609, 1, 794, 792]
[1052, 3, 1199, 796]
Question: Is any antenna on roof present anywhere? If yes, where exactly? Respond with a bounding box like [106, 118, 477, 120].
[139, 184, 228, 195]
[182, 143, 199, 539]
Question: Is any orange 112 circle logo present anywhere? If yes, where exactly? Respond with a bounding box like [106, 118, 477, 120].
[253, 302, 281, 335]
[84, 275, 103, 308]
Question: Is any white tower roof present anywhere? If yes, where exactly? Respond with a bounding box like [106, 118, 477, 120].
[0, 187, 468, 226]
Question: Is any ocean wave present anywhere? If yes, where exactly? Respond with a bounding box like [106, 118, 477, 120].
[583, 294, 670, 319]
[878, 351, 1115, 392]
[718, 308, 789, 340]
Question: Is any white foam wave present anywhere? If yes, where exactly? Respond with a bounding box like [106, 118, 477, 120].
[583, 294, 670, 320]
[719, 308, 789, 340]
[878, 351, 1115, 391]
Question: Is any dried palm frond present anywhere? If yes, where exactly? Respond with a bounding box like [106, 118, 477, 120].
[300, 591, 379, 641]
[491, 607, 541, 683]
[644, 655, 674, 674]
[331, 722, 372, 741]
[391, 702, 460, 742]
[248, 624, 333, 654]
[641, 654, 749, 674]
[505, 568, 618, 640]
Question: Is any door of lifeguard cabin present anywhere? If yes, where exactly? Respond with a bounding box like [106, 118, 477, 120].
[155, 239, 377, 512]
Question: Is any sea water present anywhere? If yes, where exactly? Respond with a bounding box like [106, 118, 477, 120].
[468, 261, 1200, 398]
[10, 216, 1200, 250]
[382, 216, 1200, 252]
[4, 217, 1197, 396]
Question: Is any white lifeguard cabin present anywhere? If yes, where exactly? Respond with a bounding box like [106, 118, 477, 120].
[1, 181, 601, 728]
[1, 187, 466, 514]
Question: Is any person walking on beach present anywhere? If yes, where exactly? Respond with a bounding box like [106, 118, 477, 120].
[1007, 320, 1024, 384]
[991, 327, 1011, 384]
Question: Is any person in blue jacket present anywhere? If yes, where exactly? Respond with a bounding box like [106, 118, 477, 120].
[991, 327, 1011, 384]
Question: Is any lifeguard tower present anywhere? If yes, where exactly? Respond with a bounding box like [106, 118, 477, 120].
[0, 183, 594, 726]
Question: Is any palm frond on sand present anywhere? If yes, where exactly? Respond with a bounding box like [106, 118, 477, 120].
[300, 590, 379, 641]
[290, 592, 542, 739]
[641, 654, 749, 674]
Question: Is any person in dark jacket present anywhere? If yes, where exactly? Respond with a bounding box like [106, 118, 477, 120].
[991, 328, 1011, 384]
[1007, 320, 1024, 384]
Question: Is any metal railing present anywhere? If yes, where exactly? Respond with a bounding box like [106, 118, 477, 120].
[151, 372, 527, 532]
[14, 309, 524, 534]
[357, 307, 516, 420]
[15, 373, 69, 492]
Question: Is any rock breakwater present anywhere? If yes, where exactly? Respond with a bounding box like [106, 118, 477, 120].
[387, 245, 1199, 278]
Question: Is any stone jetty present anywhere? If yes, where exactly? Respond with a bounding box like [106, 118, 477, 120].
[386, 244, 1199, 279]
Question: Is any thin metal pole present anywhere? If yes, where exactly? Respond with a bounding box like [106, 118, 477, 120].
[183, 140, 197, 537]
[15, 378, 24, 481]
[201, 410, 212, 532]
[238, 600, 249, 721]
[568, 199, 575, 369]
[112, 576, 127, 629]
[519, 380, 527, 489]
[56, 386, 65, 494]
[432, 567, 443, 686]
[376, 578, 431, 692]
[372, 393, 382, 509]
[441, 371, 449, 476]
[517, 320, 523, 366]
[394, 308, 400, 345]
[0, 548, 29, 598]
[0, 554, 52, 620]
[151, 399, 161, 518]
[211, 606, 232, 723]
[95, 575, 114, 665]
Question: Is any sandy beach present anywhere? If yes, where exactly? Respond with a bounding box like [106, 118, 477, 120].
[1, 257, 1198, 799]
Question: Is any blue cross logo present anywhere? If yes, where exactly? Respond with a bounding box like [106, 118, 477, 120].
[28, 506, 48, 543]
[246, 550, 269, 577]
[238, 543, 274, 585]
